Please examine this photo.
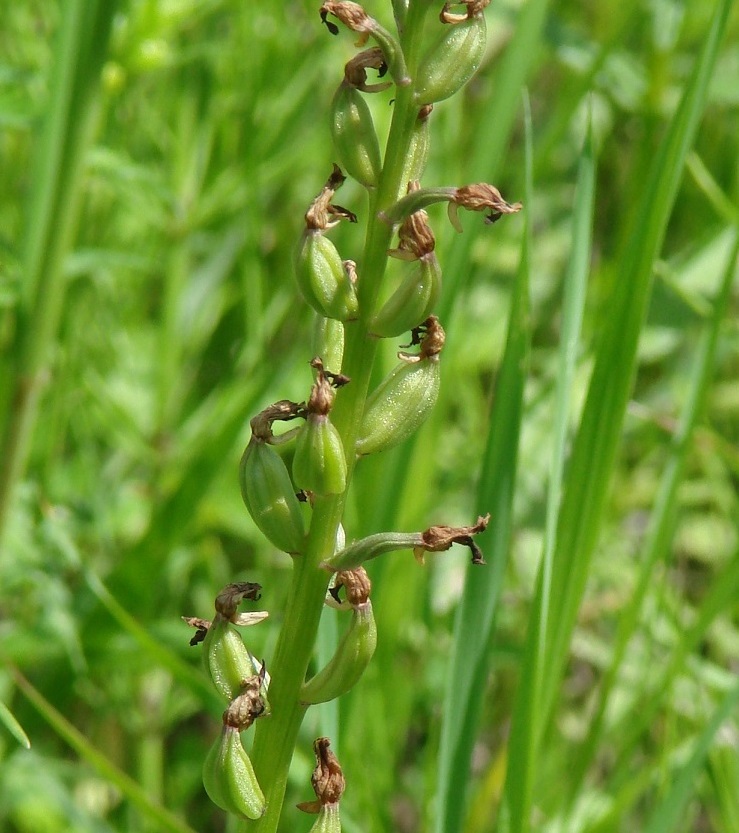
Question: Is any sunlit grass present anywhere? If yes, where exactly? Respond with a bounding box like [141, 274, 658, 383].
[1, 1, 737, 832]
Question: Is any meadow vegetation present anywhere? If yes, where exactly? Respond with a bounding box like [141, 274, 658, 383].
[0, 1, 737, 832]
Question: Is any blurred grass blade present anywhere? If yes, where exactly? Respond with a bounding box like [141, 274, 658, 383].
[504, 1, 733, 830]
[642, 679, 739, 833]
[504, 110, 596, 833]
[84, 570, 224, 714]
[539, 0, 732, 728]
[10, 667, 199, 833]
[567, 230, 739, 805]
[438, 0, 550, 321]
[434, 93, 533, 833]
[0, 699, 31, 749]
[0, 0, 117, 544]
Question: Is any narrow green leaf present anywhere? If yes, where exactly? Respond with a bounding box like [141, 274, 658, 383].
[643, 680, 739, 833]
[566, 230, 739, 806]
[505, 108, 596, 833]
[541, 0, 732, 733]
[434, 93, 533, 833]
[0, 699, 31, 749]
[10, 667, 199, 833]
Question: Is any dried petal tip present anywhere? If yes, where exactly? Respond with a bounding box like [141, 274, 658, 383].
[414, 513, 491, 564]
[329, 567, 372, 607]
[344, 47, 390, 92]
[215, 582, 262, 619]
[388, 181, 436, 262]
[399, 314, 446, 361]
[305, 164, 356, 231]
[448, 184, 522, 232]
[321, 1, 373, 39]
[298, 737, 345, 811]
[440, 0, 491, 24]
[223, 669, 269, 730]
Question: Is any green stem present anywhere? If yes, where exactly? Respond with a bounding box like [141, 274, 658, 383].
[245, 4, 432, 831]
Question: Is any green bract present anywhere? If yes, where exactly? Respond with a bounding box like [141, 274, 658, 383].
[202, 725, 266, 819]
[239, 437, 306, 554]
[295, 231, 359, 321]
[331, 82, 382, 188]
[415, 15, 486, 105]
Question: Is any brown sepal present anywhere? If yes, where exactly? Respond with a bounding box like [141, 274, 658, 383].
[415, 513, 490, 564]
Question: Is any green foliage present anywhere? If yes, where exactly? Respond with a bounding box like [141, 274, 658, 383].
[1, 1, 737, 832]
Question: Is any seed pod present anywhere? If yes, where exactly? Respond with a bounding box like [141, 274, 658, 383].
[398, 105, 432, 189]
[202, 724, 266, 819]
[203, 616, 261, 702]
[295, 231, 359, 321]
[331, 82, 382, 188]
[370, 253, 441, 337]
[239, 437, 306, 554]
[415, 14, 487, 105]
[312, 315, 344, 374]
[301, 570, 376, 705]
[357, 316, 445, 455]
[307, 805, 342, 833]
[292, 367, 347, 496]
[293, 416, 347, 496]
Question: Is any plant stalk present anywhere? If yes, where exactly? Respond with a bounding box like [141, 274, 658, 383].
[245, 4, 432, 830]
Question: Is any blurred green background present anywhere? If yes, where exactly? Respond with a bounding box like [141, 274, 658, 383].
[0, 1, 737, 832]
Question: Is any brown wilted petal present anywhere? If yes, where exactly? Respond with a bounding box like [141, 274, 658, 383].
[215, 582, 263, 618]
[415, 513, 490, 564]
[448, 183, 522, 231]
[398, 315, 446, 363]
[182, 616, 211, 645]
[310, 357, 351, 388]
[311, 737, 346, 806]
[329, 567, 371, 607]
[249, 399, 303, 441]
[223, 671, 268, 730]
[388, 181, 436, 261]
[344, 47, 391, 92]
[440, 0, 491, 24]
[305, 164, 356, 230]
[321, 1, 374, 40]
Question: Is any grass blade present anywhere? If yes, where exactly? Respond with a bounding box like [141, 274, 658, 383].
[433, 93, 533, 833]
[642, 679, 739, 833]
[0, 699, 31, 749]
[540, 0, 732, 732]
[10, 667, 199, 833]
[504, 0, 733, 829]
[566, 230, 739, 807]
[504, 109, 596, 833]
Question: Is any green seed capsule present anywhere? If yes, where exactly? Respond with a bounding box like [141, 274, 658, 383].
[239, 437, 306, 554]
[398, 105, 432, 190]
[331, 82, 382, 188]
[203, 616, 259, 702]
[415, 14, 486, 105]
[308, 805, 342, 833]
[370, 254, 442, 338]
[301, 601, 377, 704]
[301, 570, 376, 705]
[293, 415, 347, 496]
[357, 353, 441, 455]
[295, 231, 359, 321]
[202, 724, 266, 819]
[312, 315, 344, 374]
